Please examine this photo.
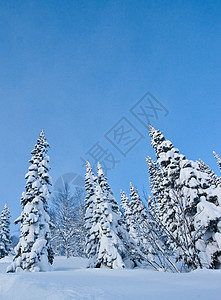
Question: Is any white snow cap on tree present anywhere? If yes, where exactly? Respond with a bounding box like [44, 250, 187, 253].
[7, 129, 54, 273]
[0, 203, 11, 258]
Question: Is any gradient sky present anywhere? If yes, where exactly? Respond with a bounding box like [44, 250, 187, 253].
[0, 1, 221, 234]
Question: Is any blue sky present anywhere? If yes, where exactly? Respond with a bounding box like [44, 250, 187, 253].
[0, 1, 221, 234]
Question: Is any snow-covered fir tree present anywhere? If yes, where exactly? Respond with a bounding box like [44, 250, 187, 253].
[148, 125, 184, 233]
[97, 163, 143, 267]
[84, 161, 99, 265]
[148, 125, 221, 269]
[85, 161, 135, 269]
[0, 204, 11, 258]
[7, 129, 54, 272]
[148, 125, 186, 257]
[148, 125, 201, 269]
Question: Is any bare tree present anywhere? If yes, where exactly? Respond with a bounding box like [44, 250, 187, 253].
[50, 184, 86, 258]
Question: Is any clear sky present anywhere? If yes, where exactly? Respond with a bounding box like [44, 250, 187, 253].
[0, 1, 221, 234]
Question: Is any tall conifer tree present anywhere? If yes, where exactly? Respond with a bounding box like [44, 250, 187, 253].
[148, 125, 221, 269]
[7, 129, 54, 272]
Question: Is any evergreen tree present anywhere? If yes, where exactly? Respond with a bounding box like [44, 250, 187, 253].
[84, 161, 99, 265]
[148, 125, 221, 269]
[85, 162, 134, 269]
[148, 125, 200, 269]
[148, 125, 184, 247]
[97, 163, 141, 267]
[0, 204, 11, 258]
[7, 129, 54, 272]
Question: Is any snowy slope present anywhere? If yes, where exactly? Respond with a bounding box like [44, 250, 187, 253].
[0, 256, 221, 300]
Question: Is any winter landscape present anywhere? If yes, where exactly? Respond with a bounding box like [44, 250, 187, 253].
[1, 1, 221, 300]
[1, 126, 221, 299]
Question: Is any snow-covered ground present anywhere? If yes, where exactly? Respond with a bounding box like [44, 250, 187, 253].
[0, 256, 221, 300]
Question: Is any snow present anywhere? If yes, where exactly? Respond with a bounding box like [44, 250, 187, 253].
[0, 256, 220, 300]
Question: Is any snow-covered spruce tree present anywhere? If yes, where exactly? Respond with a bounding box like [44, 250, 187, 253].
[148, 125, 184, 234]
[148, 125, 188, 264]
[148, 125, 199, 269]
[7, 129, 54, 272]
[0, 204, 11, 258]
[213, 151, 221, 174]
[149, 125, 221, 269]
[85, 161, 135, 269]
[96, 162, 143, 267]
[84, 161, 99, 265]
[198, 159, 220, 187]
